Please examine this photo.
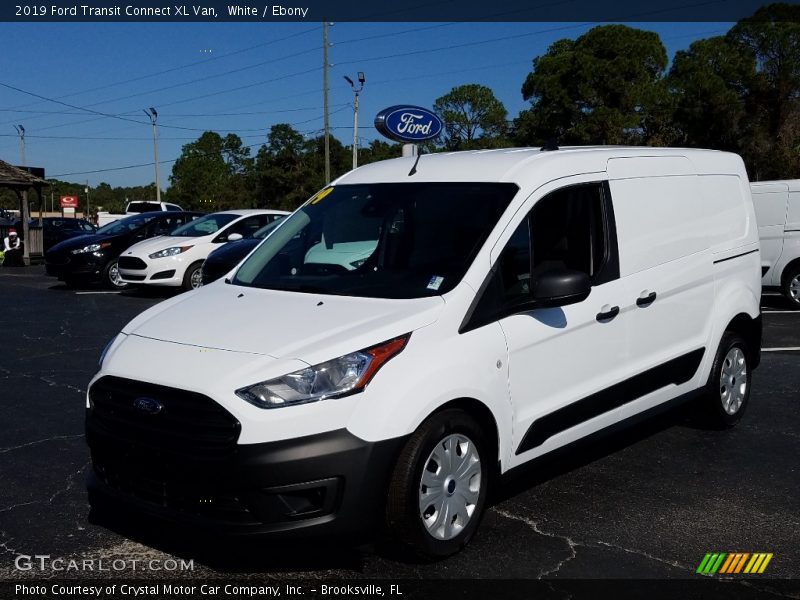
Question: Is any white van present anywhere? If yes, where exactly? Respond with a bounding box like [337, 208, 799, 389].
[87, 147, 761, 558]
[750, 180, 800, 308]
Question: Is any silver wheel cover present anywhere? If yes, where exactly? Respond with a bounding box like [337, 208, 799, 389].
[418, 433, 482, 541]
[720, 346, 747, 415]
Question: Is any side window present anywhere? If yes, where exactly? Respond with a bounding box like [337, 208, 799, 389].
[530, 182, 616, 286]
[496, 218, 531, 303]
[461, 181, 618, 333]
[226, 215, 274, 239]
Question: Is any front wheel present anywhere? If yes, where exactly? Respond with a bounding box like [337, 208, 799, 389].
[182, 262, 204, 291]
[385, 409, 490, 559]
[102, 259, 128, 290]
[700, 332, 752, 428]
[782, 265, 800, 310]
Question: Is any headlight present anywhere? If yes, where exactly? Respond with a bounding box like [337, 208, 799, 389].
[236, 334, 410, 409]
[71, 242, 111, 255]
[149, 246, 193, 259]
[98, 333, 124, 368]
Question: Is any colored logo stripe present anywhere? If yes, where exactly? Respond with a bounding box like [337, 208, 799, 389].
[698, 553, 773, 575]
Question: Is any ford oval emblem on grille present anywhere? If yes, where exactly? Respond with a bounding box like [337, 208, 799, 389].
[133, 397, 163, 415]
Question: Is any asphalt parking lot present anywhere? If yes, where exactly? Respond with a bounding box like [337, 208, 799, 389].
[0, 268, 798, 588]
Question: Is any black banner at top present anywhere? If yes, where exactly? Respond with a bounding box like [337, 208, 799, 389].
[1, 0, 796, 22]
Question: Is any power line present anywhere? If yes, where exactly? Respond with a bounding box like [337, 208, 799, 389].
[0, 26, 320, 121]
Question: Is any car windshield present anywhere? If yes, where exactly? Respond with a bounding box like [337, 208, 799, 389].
[170, 213, 239, 237]
[232, 182, 518, 299]
[253, 217, 286, 240]
[96, 214, 155, 236]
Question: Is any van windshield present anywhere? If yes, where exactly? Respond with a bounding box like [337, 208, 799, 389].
[232, 182, 518, 299]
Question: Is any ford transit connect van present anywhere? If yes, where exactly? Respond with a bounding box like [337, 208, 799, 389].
[87, 147, 762, 558]
[750, 180, 800, 308]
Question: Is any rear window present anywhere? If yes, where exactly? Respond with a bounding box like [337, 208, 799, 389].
[127, 202, 162, 213]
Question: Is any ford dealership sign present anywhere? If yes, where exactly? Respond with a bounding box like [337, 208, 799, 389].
[375, 105, 443, 143]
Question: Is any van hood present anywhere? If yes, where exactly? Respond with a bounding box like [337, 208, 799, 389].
[123, 282, 445, 364]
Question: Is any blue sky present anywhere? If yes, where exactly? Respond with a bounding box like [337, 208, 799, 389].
[0, 22, 731, 188]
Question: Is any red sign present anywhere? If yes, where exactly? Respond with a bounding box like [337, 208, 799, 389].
[60, 196, 78, 208]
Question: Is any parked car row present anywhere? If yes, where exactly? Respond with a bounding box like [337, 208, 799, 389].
[44, 209, 288, 290]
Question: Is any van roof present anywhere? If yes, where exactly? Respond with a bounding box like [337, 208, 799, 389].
[336, 146, 744, 186]
[750, 179, 800, 192]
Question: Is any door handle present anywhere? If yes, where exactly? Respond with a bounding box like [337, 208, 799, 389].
[636, 291, 657, 307]
[596, 305, 620, 322]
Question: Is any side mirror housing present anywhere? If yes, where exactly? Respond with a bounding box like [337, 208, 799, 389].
[227, 233, 243, 242]
[531, 268, 591, 308]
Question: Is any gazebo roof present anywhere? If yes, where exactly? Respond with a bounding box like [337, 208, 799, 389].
[0, 159, 48, 189]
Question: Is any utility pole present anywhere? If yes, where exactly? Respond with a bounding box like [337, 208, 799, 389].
[323, 22, 331, 184]
[344, 72, 365, 170]
[144, 107, 162, 202]
[85, 181, 91, 221]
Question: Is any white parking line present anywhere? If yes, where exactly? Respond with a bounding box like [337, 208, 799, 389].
[762, 310, 800, 314]
[74, 291, 121, 295]
[762, 347, 800, 352]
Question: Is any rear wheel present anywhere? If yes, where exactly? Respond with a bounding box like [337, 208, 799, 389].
[782, 264, 800, 309]
[700, 332, 751, 428]
[101, 259, 128, 290]
[182, 261, 204, 291]
[385, 409, 489, 559]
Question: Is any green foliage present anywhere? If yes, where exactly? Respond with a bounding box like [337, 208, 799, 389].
[433, 84, 509, 150]
[726, 3, 800, 179]
[169, 132, 254, 211]
[516, 25, 669, 146]
[668, 36, 756, 151]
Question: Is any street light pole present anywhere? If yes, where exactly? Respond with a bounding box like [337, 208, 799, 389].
[14, 125, 26, 167]
[144, 107, 162, 202]
[323, 23, 331, 184]
[344, 72, 365, 170]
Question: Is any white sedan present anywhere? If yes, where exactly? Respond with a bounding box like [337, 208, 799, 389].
[118, 209, 288, 290]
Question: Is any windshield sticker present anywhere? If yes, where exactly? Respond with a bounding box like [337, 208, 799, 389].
[427, 276, 444, 291]
[309, 186, 334, 205]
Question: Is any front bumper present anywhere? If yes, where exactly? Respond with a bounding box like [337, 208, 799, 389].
[118, 255, 184, 286]
[86, 376, 407, 538]
[45, 251, 106, 279]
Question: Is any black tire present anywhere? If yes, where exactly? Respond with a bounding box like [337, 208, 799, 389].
[782, 264, 800, 310]
[385, 409, 490, 559]
[700, 332, 752, 428]
[101, 259, 128, 290]
[182, 262, 204, 291]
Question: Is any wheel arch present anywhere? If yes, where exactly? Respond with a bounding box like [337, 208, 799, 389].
[425, 397, 501, 474]
[723, 312, 762, 369]
[780, 256, 800, 288]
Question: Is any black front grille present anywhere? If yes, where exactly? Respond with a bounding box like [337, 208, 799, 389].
[119, 256, 147, 270]
[88, 376, 252, 523]
[88, 376, 240, 459]
[123, 274, 146, 281]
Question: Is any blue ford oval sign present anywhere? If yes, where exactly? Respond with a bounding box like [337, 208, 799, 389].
[375, 105, 443, 143]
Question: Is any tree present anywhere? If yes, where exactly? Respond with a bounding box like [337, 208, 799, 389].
[515, 25, 669, 146]
[169, 132, 253, 211]
[433, 84, 508, 150]
[667, 36, 756, 151]
[727, 3, 800, 179]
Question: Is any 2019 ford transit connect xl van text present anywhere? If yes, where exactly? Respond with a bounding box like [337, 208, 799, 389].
[87, 147, 762, 558]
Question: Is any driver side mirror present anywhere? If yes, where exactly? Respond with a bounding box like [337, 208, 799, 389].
[227, 233, 243, 242]
[530, 268, 591, 308]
